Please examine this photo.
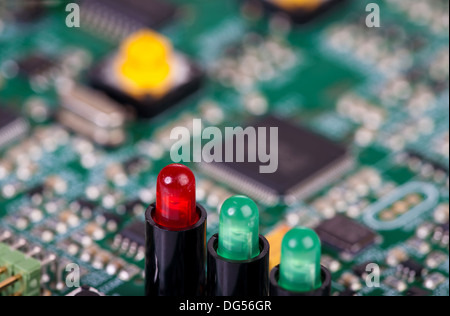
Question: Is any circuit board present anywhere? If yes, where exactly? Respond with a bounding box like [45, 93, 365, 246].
[0, 0, 448, 296]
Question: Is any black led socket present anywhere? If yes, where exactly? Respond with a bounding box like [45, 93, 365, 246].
[145, 203, 207, 296]
[207, 234, 270, 296]
[270, 265, 332, 296]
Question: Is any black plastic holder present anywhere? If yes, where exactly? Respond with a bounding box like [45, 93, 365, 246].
[207, 234, 270, 296]
[145, 203, 207, 296]
[270, 265, 332, 296]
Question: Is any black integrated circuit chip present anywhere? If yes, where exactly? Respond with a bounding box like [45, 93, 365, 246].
[399, 259, 426, 279]
[0, 106, 29, 150]
[17, 54, 56, 78]
[81, 0, 176, 35]
[352, 262, 372, 278]
[406, 287, 430, 297]
[316, 215, 377, 254]
[0, 107, 20, 130]
[201, 116, 352, 205]
[119, 221, 146, 247]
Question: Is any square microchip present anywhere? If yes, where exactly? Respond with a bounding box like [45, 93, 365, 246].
[316, 215, 377, 254]
[0, 106, 29, 150]
[81, 0, 176, 37]
[200, 116, 352, 205]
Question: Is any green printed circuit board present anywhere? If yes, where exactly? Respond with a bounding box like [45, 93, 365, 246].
[0, 0, 448, 296]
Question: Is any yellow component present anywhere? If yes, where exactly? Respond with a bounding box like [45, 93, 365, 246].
[265, 224, 292, 271]
[115, 29, 174, 98]
[271, 0, 323, 11]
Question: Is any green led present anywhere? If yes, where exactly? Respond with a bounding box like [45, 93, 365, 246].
[279, 227, 322, 292]
[217, 195, 260, 261]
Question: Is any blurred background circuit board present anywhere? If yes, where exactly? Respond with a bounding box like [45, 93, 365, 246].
[0, 0, 448, 296]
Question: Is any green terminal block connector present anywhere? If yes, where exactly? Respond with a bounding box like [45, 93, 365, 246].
[0, 243, 41, 296]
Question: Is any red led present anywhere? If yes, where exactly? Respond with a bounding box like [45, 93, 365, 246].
[154, 164, 198, 230]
